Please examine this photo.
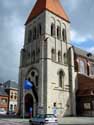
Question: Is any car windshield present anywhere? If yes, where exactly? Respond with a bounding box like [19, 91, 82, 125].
[45, 114, 55, 118]
[34, 114, 55, 118]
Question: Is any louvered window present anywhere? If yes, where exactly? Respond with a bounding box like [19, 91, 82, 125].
[57, 26, 61, 39]
[51, 23, 55, 36]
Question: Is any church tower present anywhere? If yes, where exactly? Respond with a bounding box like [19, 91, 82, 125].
[18, 0, 74, 117]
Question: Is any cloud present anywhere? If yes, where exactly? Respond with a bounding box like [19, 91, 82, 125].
[61, 0, 80, 12]
[86, 47, 94, 53]
[71, 30, 93, 44]
[0, 0, 94, 83]
[0, 0, 26, 82]
[62, 0, 94, 40]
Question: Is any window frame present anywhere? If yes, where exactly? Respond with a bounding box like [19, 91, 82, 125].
[51, 49, 56, 61]
[58, 70, 64, 88]
[62, 28, 66, 42]
[79, 59, 86, 74]
[51, 23, 55, 37]
[57, 26, 61, 40]
[58, 51, 62, 63]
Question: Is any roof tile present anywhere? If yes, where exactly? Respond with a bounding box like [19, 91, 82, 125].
[25, 0, 69, 25]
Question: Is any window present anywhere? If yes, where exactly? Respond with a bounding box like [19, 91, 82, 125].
[58, 51, 62, 63]
[27, 51, 30, 58]
[39, 24, 42, 36]
[92, 100, 94, 110]
[10, 104, 13, 111]
[79, 60, 85, 74]
[36, 48, 40, 62]
[0, 98, 7, 104]
[32, 51, 35, 63]
[91, 64, 94, 75]
[53, 102, 56, 107]
[51, 49, 55, 61]
[14, 93, 17, 100]
[59, 70, 64, 88]
[62, 28, 66, 42]
[33, 27, 36, 40]
[51, 23, 55, 36]
[36, 76, 39, 87]
[64, 53, 67, 64]
[14, 105, 17, 110]
[83, 103, 91, 110]
[57, 26, 61, 39]
[37, 24, 42, 38]
[28, 30, 32, 43]
[31, 71, 35, 77]
[11, 92, 13, 99]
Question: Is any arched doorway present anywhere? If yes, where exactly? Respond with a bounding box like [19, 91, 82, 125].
[25, 68, 39, 116]
[25, 94, 33, 116]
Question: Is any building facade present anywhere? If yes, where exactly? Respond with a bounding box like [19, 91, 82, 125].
[73, 48, 94, 116]
[0, 81, 18, 113]
[4, 80, 18, 112]
[18, 0, 94, 117]
[0, 87, 8, 112]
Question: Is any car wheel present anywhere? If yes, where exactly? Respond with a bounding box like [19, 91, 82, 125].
[40, 122, 44, 125]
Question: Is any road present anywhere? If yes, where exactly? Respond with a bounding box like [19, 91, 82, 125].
[0, 120, 29, 125]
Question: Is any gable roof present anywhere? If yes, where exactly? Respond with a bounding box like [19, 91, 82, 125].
[25, 0, 70, 25]
[74, 47, 94, 61]
[4, 80, 18, 90]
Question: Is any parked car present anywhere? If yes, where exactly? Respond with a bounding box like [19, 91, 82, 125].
[29, 114, 58, 125]
[0, 109, 7, 115]
[7, 111, 16, 115]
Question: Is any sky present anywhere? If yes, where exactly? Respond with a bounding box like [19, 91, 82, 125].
[0, 0, 94, 83]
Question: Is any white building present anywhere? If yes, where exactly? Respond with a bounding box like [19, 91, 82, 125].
[18, 0, 76, 117]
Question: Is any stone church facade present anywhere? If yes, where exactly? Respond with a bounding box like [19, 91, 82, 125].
[18, 0, 94, 117]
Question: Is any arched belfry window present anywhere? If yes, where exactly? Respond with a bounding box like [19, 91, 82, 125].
[62, 28, 67, 42]
[36, 75, 39, 87]
[37, 24, 42, 38]
[57, 26, 61, 40]
[79, 60, 85, 74]
[51, 23, 55, 36]
[58, 51, 62, 63]
[64, 53, 67, 64]
[58, 70, 65, 88]
[33, 27, 36, 40]
[51, 49, 55, 61]
[28, 30, 32, 43]
[39, 24, 42, 36]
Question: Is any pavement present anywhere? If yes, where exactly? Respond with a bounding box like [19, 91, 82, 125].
[0, 117, 94, 125]
[58, 117, 94, 125]
[0, 118, 29, 123]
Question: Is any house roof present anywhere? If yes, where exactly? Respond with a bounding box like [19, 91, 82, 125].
[4, 80, 18, 90]
[25, 0, 69, 25]
[74, 47, 94, 61]
[0, 87, 8, 96]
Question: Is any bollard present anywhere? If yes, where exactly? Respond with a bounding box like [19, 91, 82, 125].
[29, 119, 32, 125]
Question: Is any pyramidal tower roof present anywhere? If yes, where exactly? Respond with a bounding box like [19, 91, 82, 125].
[25, 0, 70, 25]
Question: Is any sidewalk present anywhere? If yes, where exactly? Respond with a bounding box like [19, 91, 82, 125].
[1, 117, 94, 124]
[0, 118, 29, 123]
[58, 117, 94, 125]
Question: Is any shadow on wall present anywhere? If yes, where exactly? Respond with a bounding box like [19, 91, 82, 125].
[60, 47, 77, 117]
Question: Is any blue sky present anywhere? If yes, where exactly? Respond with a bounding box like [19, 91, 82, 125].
[0, 0, 94, 82]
